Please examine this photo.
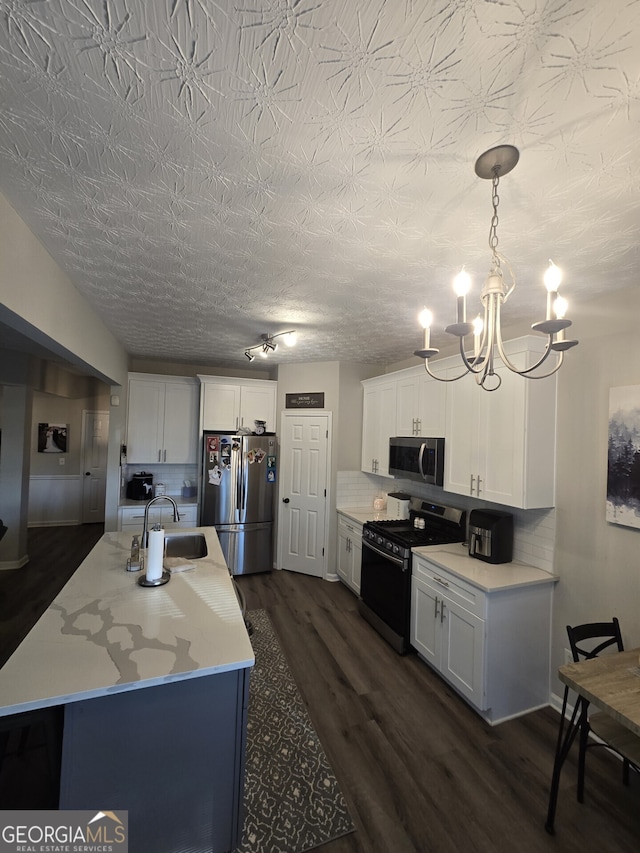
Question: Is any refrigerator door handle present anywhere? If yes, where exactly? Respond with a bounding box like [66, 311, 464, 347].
[237, 447, 246, 513]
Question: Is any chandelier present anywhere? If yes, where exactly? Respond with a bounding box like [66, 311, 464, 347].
[244, 330, 297, 361]
[414, 145, 578, 391]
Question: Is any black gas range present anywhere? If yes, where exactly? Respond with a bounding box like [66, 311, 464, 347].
[359, 499, 466, 654]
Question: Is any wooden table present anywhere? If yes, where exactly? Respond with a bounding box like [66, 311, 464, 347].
[545, 648, 640, 833]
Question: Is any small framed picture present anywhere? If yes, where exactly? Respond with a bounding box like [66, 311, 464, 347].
[38, 423, 68, 453]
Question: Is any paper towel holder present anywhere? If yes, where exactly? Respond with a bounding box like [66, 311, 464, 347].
[137, 570, 170, 587]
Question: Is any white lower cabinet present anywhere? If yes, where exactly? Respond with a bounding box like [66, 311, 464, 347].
[411, 553, 554, 725]
[336, 514, 363, 595]
[118, 503, 198, 532]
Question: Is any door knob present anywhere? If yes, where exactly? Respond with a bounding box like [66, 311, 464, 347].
[282, 498, 290, 503]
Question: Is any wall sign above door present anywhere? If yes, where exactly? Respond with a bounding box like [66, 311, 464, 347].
[285, 392, 325, 409]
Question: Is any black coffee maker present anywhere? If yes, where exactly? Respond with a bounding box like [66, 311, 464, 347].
[468, 508, 513, 564]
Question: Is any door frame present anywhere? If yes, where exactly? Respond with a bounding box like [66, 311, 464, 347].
[276, 410, 333, 580]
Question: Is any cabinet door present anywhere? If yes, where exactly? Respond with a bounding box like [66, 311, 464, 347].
[240, 384, 276, 432]
[477, 364, 524, 506]
[127, 380, 164, 463]
[417, 373, 447, 437]
[361, 385, 381, 473]
[396, 375, 420, 436]
[336, 521, 351, 585]
[440, 597, 486, 708]
[362, 381, 396, 477]
[410, 576, 440, 667]
[443, 367, 477, 496]
[162, 382, 198, 464]
[202, 383, 241, 431]
[351, 536, 362, 595]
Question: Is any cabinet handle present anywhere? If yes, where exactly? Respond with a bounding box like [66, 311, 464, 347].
[433, 576, 449, 588]
[441, 601, 446, 623]
[163, 449, 167, 462]
[158, 449, 161, 462]
[434, 596, 440, 618]
[470, 474, 476, 494]
[477, 475, 482, 494]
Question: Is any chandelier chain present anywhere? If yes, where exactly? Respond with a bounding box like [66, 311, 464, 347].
[489, 171, 500, 264]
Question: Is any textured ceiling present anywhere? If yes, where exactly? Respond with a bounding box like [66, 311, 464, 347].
[1, 0, 639, 370]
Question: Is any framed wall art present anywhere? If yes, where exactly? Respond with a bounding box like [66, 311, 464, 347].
[38, 422, 68, 453]
[607, 385, 640, 529]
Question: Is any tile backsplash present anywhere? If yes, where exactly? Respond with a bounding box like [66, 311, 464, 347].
[336, 470, 556, 573]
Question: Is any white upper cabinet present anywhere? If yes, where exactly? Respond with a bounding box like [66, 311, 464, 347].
[395, 368, 447, 437]
[126, 375, 199, 465]
[361, 377, 396, 476]
[199, 376, 277, 433]
[443, 338, 557, 508]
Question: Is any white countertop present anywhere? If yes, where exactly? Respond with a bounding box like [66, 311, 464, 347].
[337, 506, 395, 525]
[0, 527, 254, 717]
[412, 542, 557, 592]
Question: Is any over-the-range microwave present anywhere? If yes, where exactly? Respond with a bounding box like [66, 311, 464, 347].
[388, 436, 445, 486]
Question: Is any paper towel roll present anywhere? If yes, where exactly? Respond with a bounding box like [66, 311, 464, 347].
[146, 527, 165, 582]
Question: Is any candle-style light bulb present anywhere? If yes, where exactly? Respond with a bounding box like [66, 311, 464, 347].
[544, 261, 562, 291]
[554, 295, 568, 320]
[544, 261, 562, 320]
[453, 269, 471, 296]
[453, 269, 471, 324]
[418, 308, 433, 349]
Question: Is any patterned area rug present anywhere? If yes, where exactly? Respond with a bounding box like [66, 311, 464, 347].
[237, 610, 355, 853]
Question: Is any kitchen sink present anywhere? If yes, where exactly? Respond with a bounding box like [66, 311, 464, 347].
[164, 532, 208, 559]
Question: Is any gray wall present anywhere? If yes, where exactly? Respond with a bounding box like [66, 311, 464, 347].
[0, 193, 129, 544]
[551, 285, 640, 697]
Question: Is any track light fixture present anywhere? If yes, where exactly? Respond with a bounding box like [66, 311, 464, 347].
[243, 330, 297, 361]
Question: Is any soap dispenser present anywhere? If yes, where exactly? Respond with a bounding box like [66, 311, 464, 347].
[127, 534, 142, 572]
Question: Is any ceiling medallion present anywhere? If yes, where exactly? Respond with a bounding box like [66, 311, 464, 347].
[414, 145, 578, 391]
[244, 331, 297, 362]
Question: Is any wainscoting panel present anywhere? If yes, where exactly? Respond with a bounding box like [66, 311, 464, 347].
[28, 476, 82, 527]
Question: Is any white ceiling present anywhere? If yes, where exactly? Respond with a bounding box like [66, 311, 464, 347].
[1, 1, 639, 370]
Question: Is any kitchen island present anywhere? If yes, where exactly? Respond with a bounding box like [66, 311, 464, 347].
[0, 527, 254, 853]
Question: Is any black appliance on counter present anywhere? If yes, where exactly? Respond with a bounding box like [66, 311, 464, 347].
[126, 472, 154, 501]
[388, 436, 445, 485]
[468, 508, 513, 564]
[359, 498, 466, 654]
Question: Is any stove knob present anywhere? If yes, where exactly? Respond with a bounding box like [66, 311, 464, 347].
[376, 536, 383, 546]
[386, 541, 392, 550]
[393, 544, 400, 555]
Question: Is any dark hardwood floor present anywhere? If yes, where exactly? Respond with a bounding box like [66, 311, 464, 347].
[1, 527, 638, 851]
[237, 569, 640, 853]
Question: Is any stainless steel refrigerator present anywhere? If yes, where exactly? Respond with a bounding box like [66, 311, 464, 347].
[200, 431, 277, 575]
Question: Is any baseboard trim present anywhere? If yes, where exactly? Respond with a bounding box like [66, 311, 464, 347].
[0, 555, 29, 571]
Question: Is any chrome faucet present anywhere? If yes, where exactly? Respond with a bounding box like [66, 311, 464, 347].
[142, 495, 180, 548]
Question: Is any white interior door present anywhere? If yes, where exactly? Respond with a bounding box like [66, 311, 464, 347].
[279, 412, 330, 578]
[81, 410, 109, 524]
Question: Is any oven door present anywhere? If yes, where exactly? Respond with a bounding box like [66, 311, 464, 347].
[359, 537, 411, 653]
